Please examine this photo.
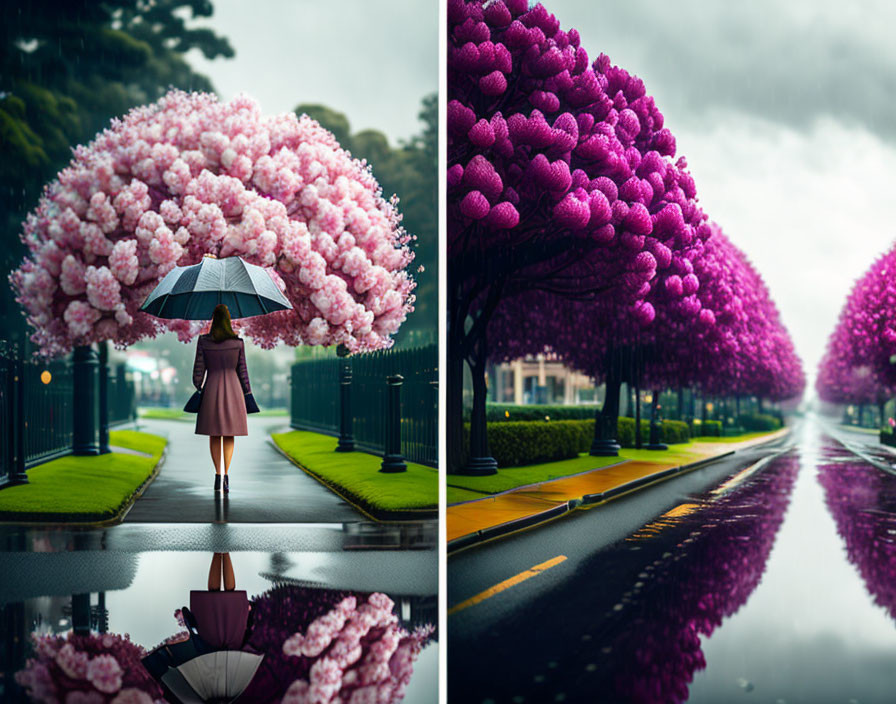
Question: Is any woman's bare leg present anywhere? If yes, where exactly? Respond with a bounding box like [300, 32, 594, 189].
[208, 553, 223, 591]
[222, 436, 235, 475]
[222, 552, 236, 591]
[209, 436, 222, 475]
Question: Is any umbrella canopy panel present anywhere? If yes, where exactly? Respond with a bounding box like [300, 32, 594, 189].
[140, 257, 292, 320]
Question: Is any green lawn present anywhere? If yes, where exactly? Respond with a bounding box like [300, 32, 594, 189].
[271, 430, 437, 514]
[139, 407, 289, 420]
[0, 430, 167, 521]
[446, 430, 782, 500]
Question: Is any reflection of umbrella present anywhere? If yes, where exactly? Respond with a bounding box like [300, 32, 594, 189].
[162, 651, 264, 704]
[140, 255, 291, 320]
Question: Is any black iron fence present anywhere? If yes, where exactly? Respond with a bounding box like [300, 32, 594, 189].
[1, 340, 136, 487]
[290, 344, 437, 467]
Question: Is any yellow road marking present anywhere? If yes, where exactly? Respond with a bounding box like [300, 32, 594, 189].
[447, 555, 567, 616]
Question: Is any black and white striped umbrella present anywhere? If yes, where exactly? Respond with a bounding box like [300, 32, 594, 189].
[140, 255, 292, 320]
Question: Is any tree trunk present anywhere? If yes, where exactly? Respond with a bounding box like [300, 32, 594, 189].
[446, 328, 466, 474]
[677, 387, 684, 421]
[464, 336, 497, 475]
[634, 379, 642, 449]
[591, 347, 621, 456]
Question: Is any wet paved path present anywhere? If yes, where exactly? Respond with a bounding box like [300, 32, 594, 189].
[448, 418, 896, 703]
[124, 417, 360, 523]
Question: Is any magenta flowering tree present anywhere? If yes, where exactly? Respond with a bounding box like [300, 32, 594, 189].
[447, 0, 710, 471]
[817, 244, 896, 420]
[10, 90, 416, 358]
[487, 225, 804, 446]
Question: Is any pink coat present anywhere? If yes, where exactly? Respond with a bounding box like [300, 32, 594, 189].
[192, 334, 251, 436]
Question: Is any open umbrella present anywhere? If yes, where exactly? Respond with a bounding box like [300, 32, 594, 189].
[140, 255, 292, 320]
[162, 651, 265, 704]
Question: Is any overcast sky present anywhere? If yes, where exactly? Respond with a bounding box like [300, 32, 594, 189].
[547, 0, 896, 397]
[185, 0, 437, 144]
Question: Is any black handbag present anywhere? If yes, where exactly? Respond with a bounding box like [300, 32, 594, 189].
[184, 389, 202, 413]
[244, 392, 260, 414]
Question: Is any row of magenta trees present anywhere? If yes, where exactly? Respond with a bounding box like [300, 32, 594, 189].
[817, 244, 896, 423]
[447, 0, 804, 474]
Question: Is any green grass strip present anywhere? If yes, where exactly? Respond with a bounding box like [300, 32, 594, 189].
[271, 430, 437, 512]
[0, 430, 167, 520]
[446, 430, 783, 498]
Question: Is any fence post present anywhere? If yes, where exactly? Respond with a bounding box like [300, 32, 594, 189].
[10, 337, 28, 484]
[380, 374, 407, 473]
[72, 344, 100, 456]
[98, 340, 110, 454]
[335, 344, 355, 452]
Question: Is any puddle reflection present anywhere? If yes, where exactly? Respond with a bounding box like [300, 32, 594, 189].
[819, 443, 896, 621]
[2, 551, 437, 703]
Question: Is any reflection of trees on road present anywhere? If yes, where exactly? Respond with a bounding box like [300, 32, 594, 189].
[606, 454, 799, 703]
[818, 447, 896, 622]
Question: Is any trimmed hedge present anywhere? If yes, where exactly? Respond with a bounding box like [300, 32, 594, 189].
[463, 416, 692, 468]
[484, 403, 600, 422]
[736, 413, 782, 431]
[694, 420, 722, 437]
[661, 420, 691, 444]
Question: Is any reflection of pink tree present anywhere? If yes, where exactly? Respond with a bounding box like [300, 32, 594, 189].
[15, 631, 163, 704]
[10, 90, 415, 357]
[818, 454, 896, 621]
[818, 244, 896, 417]
[446, 0, 710, 470]
[239, 585, 434, 704]
[608, 454, 798, 703]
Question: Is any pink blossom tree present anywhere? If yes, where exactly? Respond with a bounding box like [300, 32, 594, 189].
[447, 0, 710, 471]
[487, 225, 803, 450]
[817, 244, 896, 423]
[10, 90, 417, 358]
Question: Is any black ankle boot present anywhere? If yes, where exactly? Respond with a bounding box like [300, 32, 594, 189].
[214, 475, 222, 492]
[223, 475, 230, 493]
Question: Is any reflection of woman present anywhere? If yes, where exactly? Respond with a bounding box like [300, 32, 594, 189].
[188, 552, 251, 651]
[192, 304, 252, 493]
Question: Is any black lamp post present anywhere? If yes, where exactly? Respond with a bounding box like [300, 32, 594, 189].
[72, 344, 100, 455]
[380, 374, 407, 473]
[646, 388, 668, 450]
[335, 344, 355, 453]
[98, 340, 111, 454]
[8, 332, 29, 485]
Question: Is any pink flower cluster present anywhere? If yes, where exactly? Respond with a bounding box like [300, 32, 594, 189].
[280, 593, 432, 704]
[14, 631, 163, 704]
[817, 243, 896, 405]
[10, 90, 416, 357]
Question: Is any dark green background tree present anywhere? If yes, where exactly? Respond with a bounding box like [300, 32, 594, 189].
[1, 0, 234, 323]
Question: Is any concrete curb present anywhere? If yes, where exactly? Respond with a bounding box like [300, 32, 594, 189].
[269, 438, 438, 523]
[447, 500, 575, 554]
[447, 450, 741, 555]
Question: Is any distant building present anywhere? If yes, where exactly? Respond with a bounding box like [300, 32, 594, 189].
[487, 354, 595, 405]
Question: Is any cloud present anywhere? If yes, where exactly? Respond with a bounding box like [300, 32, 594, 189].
[185, 0, 437, 144]
[676, 111, 896, 389]
[562, 0, 896, 143]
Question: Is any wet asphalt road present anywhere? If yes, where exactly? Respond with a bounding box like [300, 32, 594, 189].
[448, 419, 896, 703]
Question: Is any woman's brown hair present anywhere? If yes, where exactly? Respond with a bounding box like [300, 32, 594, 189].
[209, 304, 239, 342]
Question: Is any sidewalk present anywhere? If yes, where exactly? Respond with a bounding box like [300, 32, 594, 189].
[124, 416, 362, 523]
[447, 429, 789, 551]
